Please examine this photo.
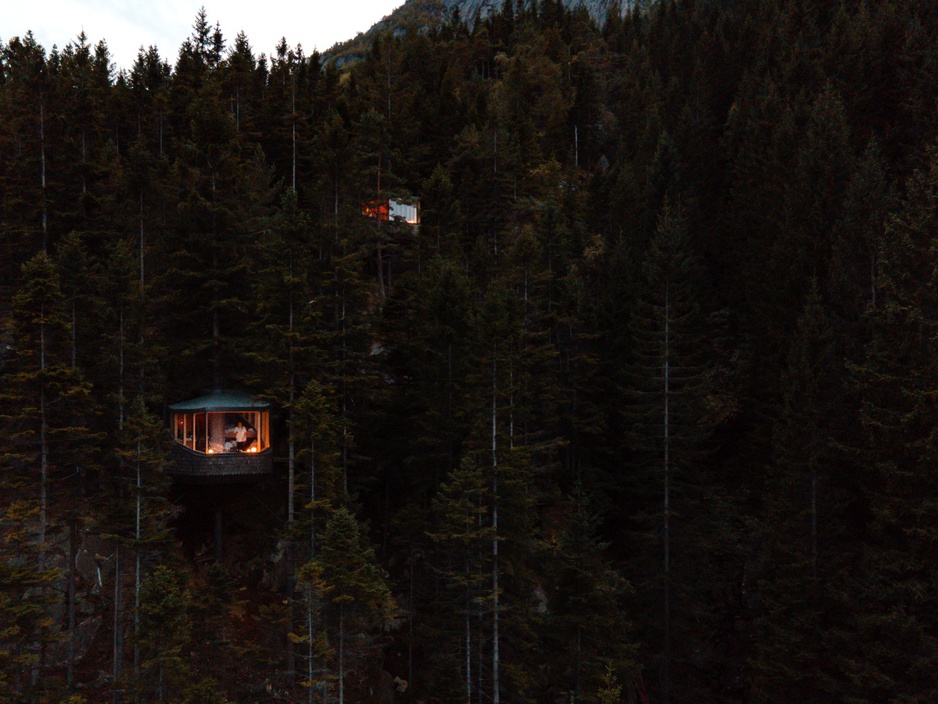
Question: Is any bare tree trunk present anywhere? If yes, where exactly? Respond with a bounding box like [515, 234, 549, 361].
[408, 549, 414, 691]
[211, 170, 220, 388]
[310, 439, 316, 558]
[292, 77, 297, 193]
[40, 90, 48, 252]
[465, 583, 471, 704]
[34, 316, 50, 684]
[811, 460, 818, 580]
[119, 307, 125, 432]
[67, 519, 78, 690]
[286, 260, 297, 684]
[39, 308, 47, 556]
[113, 545, 122, 704]
[491, 352, 500, 704]
[376, 235, 386, 300]
[307, 584, 314, 704]
[338, 605, 345, 704]
[662, 282, 671, 704]
[39, 392, 47, 556]
[139, 193, 145, 288]
[134, 446, 142, 692]
[71, 299, 77, 369]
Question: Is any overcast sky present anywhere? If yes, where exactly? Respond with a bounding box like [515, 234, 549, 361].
[4, 0, 405, 72]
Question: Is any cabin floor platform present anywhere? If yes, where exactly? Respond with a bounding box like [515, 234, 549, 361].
[169, 443, 273, 483]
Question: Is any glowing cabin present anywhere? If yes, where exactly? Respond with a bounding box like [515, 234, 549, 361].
[362, 198, 420, 226]
[168, 389, 272, 482]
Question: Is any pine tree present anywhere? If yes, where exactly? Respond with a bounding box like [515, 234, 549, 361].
[843, 144, 938, 704]
[830, 138, 890, 330]
[135, 564, 192, 701]
[293, 379, 344, 560]
[0, 33, 50, 279]
[544, 485, 635, 702]
[622, 203, 721, 704]
[161, 77, 272, 392]
[2, 252, 91, 564]
[750, 287, 854, 703]
[303, 507, 395, 704]
[428, 457, 494, 703]
[380, 256, 474, 498]
[114, 396, 173, 690]
[0, 499, 58, 701]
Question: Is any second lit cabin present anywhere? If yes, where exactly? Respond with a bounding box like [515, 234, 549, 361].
[362, 198, 420, 227]
[168, 389, 272, 482]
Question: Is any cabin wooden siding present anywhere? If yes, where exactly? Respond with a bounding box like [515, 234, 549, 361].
[169, 443, 273, 483]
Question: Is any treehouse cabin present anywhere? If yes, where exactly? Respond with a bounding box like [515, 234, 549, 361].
[168, 389, 272, 482]
[362, 198, 420, 227]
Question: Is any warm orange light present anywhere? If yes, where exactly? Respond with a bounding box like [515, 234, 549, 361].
[208, 448, 215, 454]
[249, 447, 257, 453]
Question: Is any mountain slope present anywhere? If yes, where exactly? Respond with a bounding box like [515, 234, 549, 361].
[324, 0, 628, 66]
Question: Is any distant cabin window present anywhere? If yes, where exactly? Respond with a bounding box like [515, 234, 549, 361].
[362, 198, 420, 226]
[173, 410, 269, 455]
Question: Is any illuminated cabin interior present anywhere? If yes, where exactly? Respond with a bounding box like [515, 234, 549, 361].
[362, 198, 420, 226]
[168, 389, 272, 482]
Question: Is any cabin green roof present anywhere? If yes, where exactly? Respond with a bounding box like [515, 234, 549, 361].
[168, 389, 270, 412]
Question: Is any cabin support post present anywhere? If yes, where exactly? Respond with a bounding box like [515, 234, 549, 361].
[214, 505, 223, 563]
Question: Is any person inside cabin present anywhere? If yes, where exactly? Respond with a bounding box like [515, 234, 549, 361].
[235, 421, 248, 451]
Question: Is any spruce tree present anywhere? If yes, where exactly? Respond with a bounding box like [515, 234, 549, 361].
[622, 203, 721, 704]
[845, 144, 938, 704]
[135, 564, 192, 701]
[750, 287, 854, 703]
[303, 507, 394, 704]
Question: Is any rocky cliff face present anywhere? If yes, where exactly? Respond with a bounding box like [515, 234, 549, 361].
[324, 0, 635, 66]
[438, 0, 625, 23]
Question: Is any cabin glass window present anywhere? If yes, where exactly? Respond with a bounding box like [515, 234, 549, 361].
[173, 410, 268, 454]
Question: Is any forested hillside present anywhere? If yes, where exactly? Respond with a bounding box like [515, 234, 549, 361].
[2, 1, 938, 702]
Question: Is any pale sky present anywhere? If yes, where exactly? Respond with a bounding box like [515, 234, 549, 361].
[3, 0, 405, 72]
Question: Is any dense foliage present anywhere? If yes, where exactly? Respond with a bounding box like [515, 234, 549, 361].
[2, 1, 938, 702]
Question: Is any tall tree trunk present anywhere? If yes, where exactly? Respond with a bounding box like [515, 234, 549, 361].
[211, 170, 220, 388]
[112, 545, 122, 704]
[36, 316, 49, 683]
[465, 582, 472, 704]
[307, 584, 314, 704]
[134, 446, 142, 691]
[119, 307, 125, 433]
[338, 604, 345, 704]
[39, 307, 47, 557]
[67, 519, 78, 691]
[811, 456, 818, 580]
[71, 299, 77, 369]
[491, 352, 500, 704]
[286, 263, 296, 684]
[40, 90, 48, 253]
[310, 439, 316, 558]
[139, 193, 145, 289]
[662, 282, 671, 704]
[292, 77, 297, 193]
[409, 548, 414, 691]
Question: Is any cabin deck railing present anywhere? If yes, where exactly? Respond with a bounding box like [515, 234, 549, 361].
[169, 443, 273, 482]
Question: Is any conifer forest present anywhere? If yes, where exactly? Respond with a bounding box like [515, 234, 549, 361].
[3, 1, 938, 702]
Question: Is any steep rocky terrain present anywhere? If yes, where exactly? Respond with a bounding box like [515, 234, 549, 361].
[324, 0, 629, 65]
